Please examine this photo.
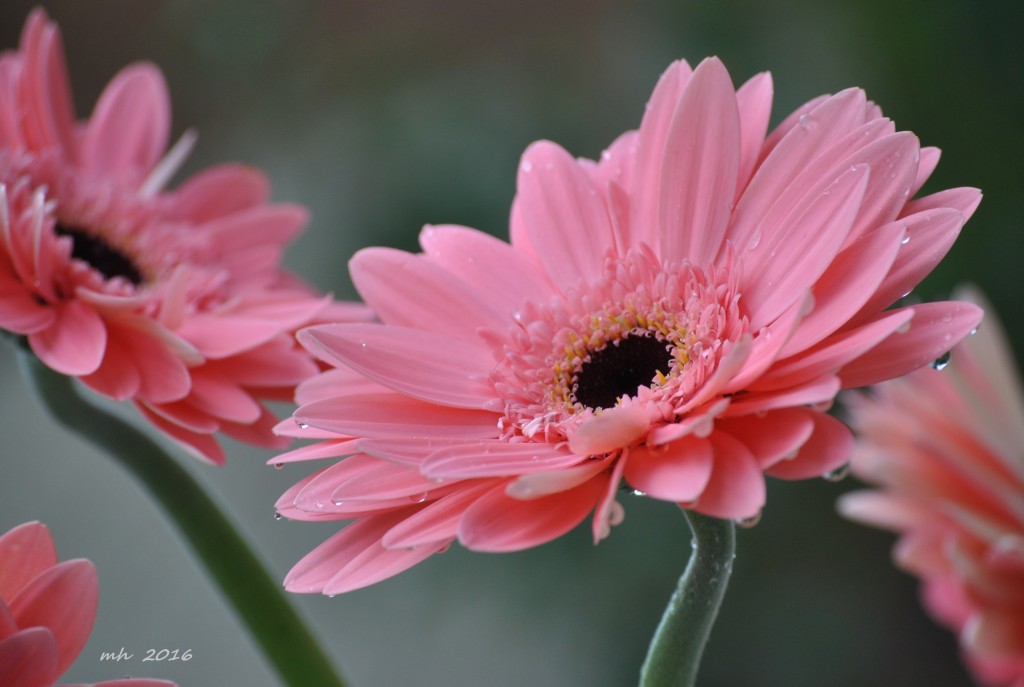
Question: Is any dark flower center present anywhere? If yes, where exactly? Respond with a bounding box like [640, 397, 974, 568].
[56, 223, 143, 285]
[572, 333, 674, 410]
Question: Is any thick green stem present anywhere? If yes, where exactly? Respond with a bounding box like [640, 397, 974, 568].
[639, 510, 736, 687]
[17, 347, 347, 687]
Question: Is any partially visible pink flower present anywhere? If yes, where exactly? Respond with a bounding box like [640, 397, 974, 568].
[0, 9, 369, 463]
[275, 57, 982, 594]
[840, 289, 1024, 687]
[0, 521, 177, 687]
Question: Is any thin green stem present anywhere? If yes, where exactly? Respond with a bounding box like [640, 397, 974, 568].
[639, 510, 736, 687]
[16, 346, 347, 687]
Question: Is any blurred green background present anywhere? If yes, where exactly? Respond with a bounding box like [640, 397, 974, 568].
[1, 1, 1020, 685]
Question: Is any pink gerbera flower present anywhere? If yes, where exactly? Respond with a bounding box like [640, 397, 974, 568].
[0, 10, 368, 463]
[0, 520, 177, 687]
[275, 57, 982, 594]
[840, 289, 1024, 687]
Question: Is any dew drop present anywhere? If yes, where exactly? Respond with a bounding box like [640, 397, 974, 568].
[746, 230, 762, 251]
[895, 320, 911, 334]
[327, 594, 336, 599]
[931, 351, 952, 370]
[409, 492, 429, 503]
[900, 235, 910, 245]
[735, 512, 762, 528]
[823, 463, 851, 482]
[969, 327, 978, 336]
[521, 160, 534, 173]
[274, 511, 284, 521]
[273, 463, 284, 470]
[295, 419, 309, 429]
[631, 489, 647, 497]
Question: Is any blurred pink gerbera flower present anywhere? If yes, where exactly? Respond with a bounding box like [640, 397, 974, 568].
[840, 289, 1024, 687]
[0, 10, 368, 463]
[275, 57, 982, 594]
[0, 520, 176, 687]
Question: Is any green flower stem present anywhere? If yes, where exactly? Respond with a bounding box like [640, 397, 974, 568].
[17, 347, 347, 687]
[639, 509, 736, 687]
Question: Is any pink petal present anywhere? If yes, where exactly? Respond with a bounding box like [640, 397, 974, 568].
[717, 408, 815, 469]
[9, 559, 96, 676]
[725, 374, 841, 416]
[910, 146, 941, 196]
[185, 370, 262, 424]
[734, 71, 774, 195]
[838, 301, 984, 388]
[0, 283, 55, 335]
[568, 405, 650, 455]
[176, 313, 291, 359]
[624, 436, 713, 502]
[357, 437, 473, 468]
[136, 403, 225, 465]
[659, 57, 741, 265]
[204, 205, 307, 257]
[382, 483, 496, 548]
[507, 459, 612, 500]
[330, 460, 442, 503]
[781, 220, 905, 357]
[741, 163, 869, 330]
[83, 321, 191, 403]
[0, 522, 56, 603]
[295, 393, 500, 440]
[835, 490, 933, 532]
[211, 337, 320, 389]
[680, 334, 753, 412]
[513, 141, 614, 288]
[271, 438, 360, 465]
[724, 294, 809, 392]
[298, 323, 495, 409]
[629, 59, 694, 250]
[458, 479, 604, 552]
[691, 432, 765, 519]
[851, 207, 969, 323]
[166, 163, 269, 222]
[28, 300, 106, 375]
[284, 512, 442, 594]
[845, 132, 921, 242]
[0, 626, 58, 687]
[218, 407, 288, 449]
[900, 186, 982, 222]
[419, 224, 550, 310]
[19, 9, 77, 156]
[80, 63, 170, 179]
[350, 247, 508, 339]
[764, 411, 852, 479]
[422, 442, 583, 479]
[591, 455, 627, 542]
[963, 612, 1024, 660]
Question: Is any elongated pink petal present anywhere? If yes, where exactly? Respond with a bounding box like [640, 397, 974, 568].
[28, 300, 106, 375]
[350, 247, 508, 339]
[839, 301, 984, 388]
[507, 459, 612, 500]
[331, 461, 442, 503]
[741, 163, 869, 329]
[422, 442, 582, 479]
[659, 57, 740, 265]
[734, 71, 773, 195]
[383, 483, 496, 548]
[624, 437, 713, 502]
[9, 559, 96, 676]
[165, 163, 269, 221]
[459, 479, 604, 552]
[296, 393, 500, 440]
[299, 323, 495, 409]
[0, 523, 56, 603]
[691, 433, 765, 519]
[910, 146, 941, 196]
[185, 370, 261, 424]
[136, 403, 225, 465]
[764, 411, 852, 479]
[20, 9, 76, 156]
[725, 375, 841, 416]
[836, 491, 933, 532]
[845, 132, 921, 242]
[419, 224, 550, 309]
[271, 439, 360, 465]
[0, 626, 58, 687]
[513, 141, 614, 287]
[80, 63, 170, 179]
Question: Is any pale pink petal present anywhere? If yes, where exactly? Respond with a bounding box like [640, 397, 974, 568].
[725, 375, 841, 416]
[836, 491, 933, 532]
[0, 284, 55, 335]
[741, 163, 869, 330]
[294, 367, 387, 406]
[734, 71, 773, 195]
[964, 612, 1024, 660]
[284, 512, 439, 594]
[629, 59, 693, 250]
[350, 247, 508, 338]
[900, 186, 982, 222]
[513, 140, 614, 287]
[218, 407, 290, 449]
[692, 432, 765, 519]
[659, 57, 741, 265]
[184, 371, 262, 424]
[9, 559, 96, 676]
[0, 522, 56, 603]
[763, 411, 852, 479]
[419, 224, 550, 309]
[83, 322, 191, 404]
[717, 408, 815, 469]
[624, 436, 713, 502]
[331, 460, 442, 503]
[20, 9, 77, 156]
[176, 313, 293, 359]
[136, 404, 225, 465]
[724, 294, 808, 392]
[295, 393, 500, 440]
[357, 437, 474, 468]
[204, 205, 307, 256]
[80, 63, 170, 178]
[839, 301, 984, 388]
[212, 338, 320, 389]
[422, 442, 583, 479]
[507, 459, 612, 500]
[382, 483, 496, 548]
[680, 334, 753, 412]
[459, 479, 604, 552]
[591, 454, 627, 542]
[568, 405, 650, 455]
[271, 439, 360, 465]
[910, 146, 941, 196]
[0, 626, 58, 687]
[298, 323, 495, 409]
[78, 331, 141, 400]
[28, 300, 106, 375]
[781, 220, 905, 357]
[843, 132, 921, 243]
[165, 163, 269, 222]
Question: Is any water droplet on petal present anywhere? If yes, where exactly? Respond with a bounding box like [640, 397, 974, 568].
[735, 512, 762, 528]
[900, 235, 910, 245]
[274, 511, 284, 521]
[931, 351, 952, 370]
[521, 160, 533, 173]
[631, 489, 647, 497]
[409, 493, 429, 503]
[296, 420, 309, 429]
[823, 463, 851, 482]
[273, 463, 284, 470]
